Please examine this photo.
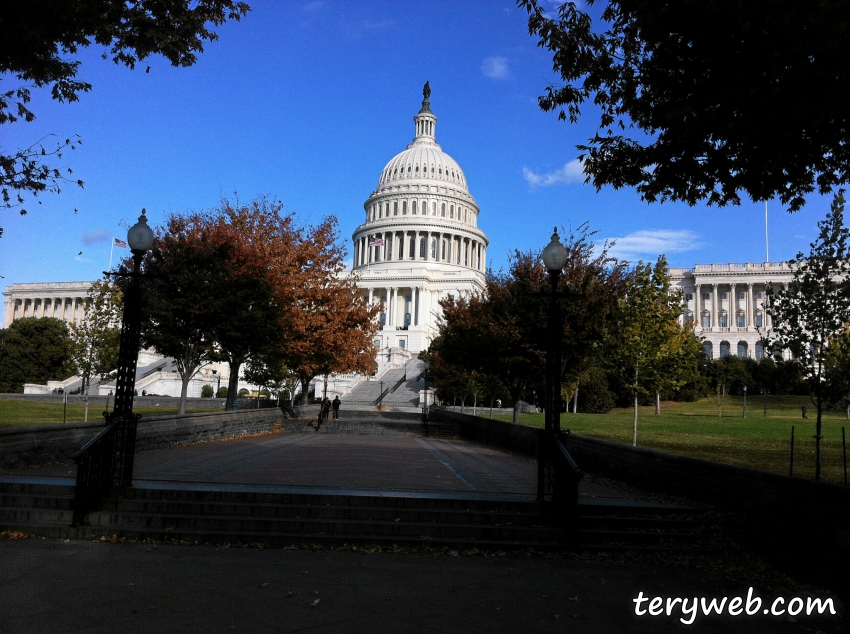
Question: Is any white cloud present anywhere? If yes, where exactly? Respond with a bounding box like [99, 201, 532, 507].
[81, 229, 111, 245]
[523, 159, 585, 187]
[481, 56, 510, 80]
[606, 229, 703, 261]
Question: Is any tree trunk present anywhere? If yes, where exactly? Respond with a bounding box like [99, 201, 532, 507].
[573, 381, 579, 414]
[224, 360, 242, 411]
[655, 392, 660, 415]
[513, 402, 519, 424]
[846, 404, 849, 420]
[633, 393, 638, 446]
[815, 398, 823, 481]
[178, 371, 192, 415]
[473, 393, 477, 417]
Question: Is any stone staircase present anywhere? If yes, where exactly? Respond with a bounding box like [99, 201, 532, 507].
[342, 359, 425, 408]
[0, 477, 723, 553]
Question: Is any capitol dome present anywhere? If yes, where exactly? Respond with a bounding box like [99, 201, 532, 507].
[350, 84, 489, 356]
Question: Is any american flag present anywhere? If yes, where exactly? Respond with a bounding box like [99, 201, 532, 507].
[114, 237, 128, 248]
[369, 238, 384, 246]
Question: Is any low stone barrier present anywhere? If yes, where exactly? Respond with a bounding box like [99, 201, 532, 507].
[430, 408, 539, 456]
[0, 409, 282, 469]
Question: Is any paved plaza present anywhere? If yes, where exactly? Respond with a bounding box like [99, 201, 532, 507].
[1, 425, 843, 633]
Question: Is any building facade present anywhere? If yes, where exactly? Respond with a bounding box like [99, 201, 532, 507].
[669, 262, 795, 360]
[350, 86, 488, 355]
[3, 281, 94, 329]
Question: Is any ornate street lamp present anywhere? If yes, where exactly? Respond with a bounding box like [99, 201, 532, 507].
[743, 385, 748, 418]
[422, 358, 431, 432]
[72, 210, 153, 525]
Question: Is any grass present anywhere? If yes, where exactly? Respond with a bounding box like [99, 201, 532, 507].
[490, 395, 850, 486]
[0, 399, 223, 428]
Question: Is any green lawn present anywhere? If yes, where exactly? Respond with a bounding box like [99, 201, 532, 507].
[0, 399, 223, 428]
[491, 395, 850, 486]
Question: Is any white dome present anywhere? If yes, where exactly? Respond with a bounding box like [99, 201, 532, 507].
[378, 146, 468, 191]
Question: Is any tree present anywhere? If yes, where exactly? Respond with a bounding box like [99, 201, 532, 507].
[0, 317, 73, 392]
[68, 278, 121, 418]
[765, 191, 850, 480]
[281, 220, 378, 405]
[0, 0, 250, 225]
[431, 225, 627, 423]
[611, 256, 701, 444]
[519, 1, 850, 212]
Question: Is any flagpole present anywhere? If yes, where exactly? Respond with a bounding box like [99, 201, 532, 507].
[109, 238, 115, 272]
[765, 201, 769, 263]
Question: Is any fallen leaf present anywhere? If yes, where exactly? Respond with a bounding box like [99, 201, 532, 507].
[128, 583, 134, 587]
[568, 596, 579, 602]
[553, 614, 560, 620]
[283, 592, 294, 597]
[302, 571, 309, 575]
[311, 599, 320, 608]
[541, 594, 549, 599]
[394, 518, 401, 522]
[260, 583, 270, 588]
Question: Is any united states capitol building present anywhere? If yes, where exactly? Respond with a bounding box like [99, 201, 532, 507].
[3, 86, 798, 396]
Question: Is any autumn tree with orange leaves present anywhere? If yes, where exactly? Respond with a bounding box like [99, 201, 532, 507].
[141, 196, 377, 412]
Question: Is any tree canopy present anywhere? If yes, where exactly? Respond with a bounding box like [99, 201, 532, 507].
[0, 0, 250, 226]
[519, 0, 850, 212]
[68, 278, 122, 397]
[0, 317, 73, 392]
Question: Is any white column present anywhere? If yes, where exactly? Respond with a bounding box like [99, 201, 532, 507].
[747, 283, 753, 328]
[711, 284, 718, 329]
[730, 283, 736, 327]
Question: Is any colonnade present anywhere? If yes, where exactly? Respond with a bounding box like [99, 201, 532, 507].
[3, 295, 89, 328]
[689, 282, 781, 330]
[354, 230, 485, 271]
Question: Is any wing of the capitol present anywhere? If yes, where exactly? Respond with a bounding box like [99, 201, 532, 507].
[2, 87, 798, 397]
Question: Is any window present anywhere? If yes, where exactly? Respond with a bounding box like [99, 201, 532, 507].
[704, 342, 713, 358]
[703, 293, 710, 300]
[374, 338, 382, 349]
[755, 313, 763, 328]
[702, 313, 711, 328]
[430, 238, 436, 259]
[409, 237, 415, 258]
[398, 339, 406, 349]
[432, 202, 436, 215]
[737, 313, 745, 328]
[755, 343, 764, 360]
[755, 291, 763, 299]
[402, 201, 407, 215]
[441, 240, 446, 260]
[450, 205, 454, 218]
[684, 293, 693, 301]
[737, 292, 745, 299]
[419, 237, 426, 258]
[404, 313, 411, 327]
[737, 343, 747, 358]
[720, 292, 728, 300]
[386, 239, 392, 260]
[441, 203, 446, 217]
[719, 312, 728, 328]
[720, 342, 730, 358]
[412, 201, 417, 214]
[380, 313, 386, 327]
[394, 202, 398, 215]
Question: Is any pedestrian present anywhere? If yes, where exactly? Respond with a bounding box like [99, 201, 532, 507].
[802, 404, 808, 419]
[332, 395, 341, 419]
[496, 399, 502, 409]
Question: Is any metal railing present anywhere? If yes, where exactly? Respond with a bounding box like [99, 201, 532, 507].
[538, 429, 582, 525]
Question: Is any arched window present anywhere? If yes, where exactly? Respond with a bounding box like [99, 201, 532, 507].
[394, 202, 398, 215]
[737, 342, 748, 358]
[402, 201, 407, 215]
[412, 201, 417, 214]
[430, 238, 436, 259]
[386, 238, 392, 260]
[450, 205, 454, 218]
[720, 341, 730, 358]
[419, 237, 426, 258]
[441, 203, 446, 217]
[441, 240, 447, 260]
[704, 342, 713, 358]
[432, 202, 436, 215]
[702, 312, 711, 328]
[755, 342, 765, 360]
[408, 236, 415, 258]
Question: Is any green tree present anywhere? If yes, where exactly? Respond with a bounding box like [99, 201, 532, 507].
[765, 191, 850, 480]
[1, 0, 250, 227]
[201, 384, 214, 398]
[519, 0, 850, 212]
[68, 279, 121, 396]
[0, 317, 73, 392]
[612, 256, 701, 444]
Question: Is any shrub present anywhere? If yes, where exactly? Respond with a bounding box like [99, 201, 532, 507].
[201, 384, 214, 398]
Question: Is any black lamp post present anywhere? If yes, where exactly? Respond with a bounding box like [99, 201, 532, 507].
[422, 359, 431, 432]
[105, 210, 155, 486]
[538, 228, 569, 501]
[743, 385, 748, 418]
[212, 369, 222, 399]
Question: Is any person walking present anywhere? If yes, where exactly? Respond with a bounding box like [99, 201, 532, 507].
[332, 395, 341, 419]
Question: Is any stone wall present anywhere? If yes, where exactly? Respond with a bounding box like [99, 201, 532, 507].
[0, 409, 281, 469]
[430, 408, 539, 456]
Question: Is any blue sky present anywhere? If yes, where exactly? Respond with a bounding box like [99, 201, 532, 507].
[1, 0, 835, 285]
